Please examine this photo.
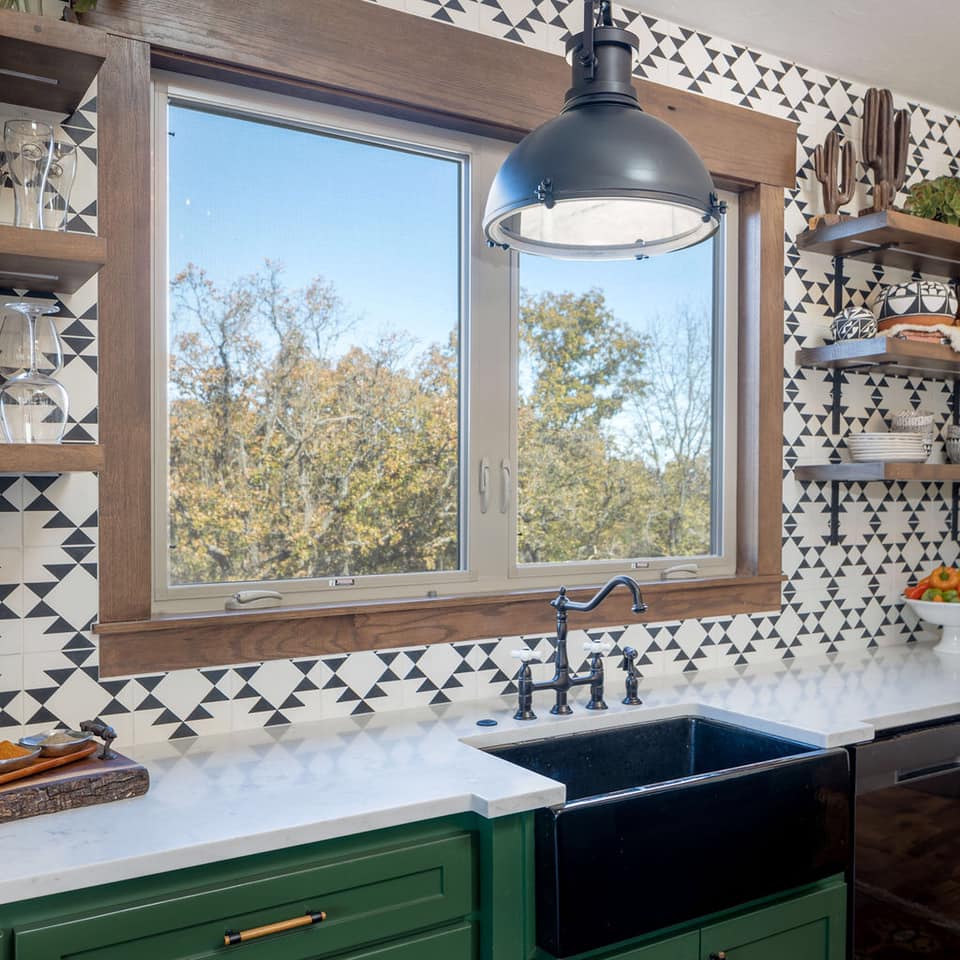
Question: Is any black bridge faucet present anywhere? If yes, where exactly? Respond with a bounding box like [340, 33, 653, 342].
[512, 575, 647, 721]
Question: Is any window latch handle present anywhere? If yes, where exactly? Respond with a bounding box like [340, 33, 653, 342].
[500, 458, 511, 514]
[225, 590, 282, 610]
[479, 457, 490, 514]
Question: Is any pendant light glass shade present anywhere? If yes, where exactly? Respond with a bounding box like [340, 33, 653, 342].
[483, 7, 723, 260]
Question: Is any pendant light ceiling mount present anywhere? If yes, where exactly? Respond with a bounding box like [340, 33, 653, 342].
[483, 0, 725, 261]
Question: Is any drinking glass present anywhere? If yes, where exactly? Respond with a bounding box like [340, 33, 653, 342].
[0, 300, 68, 444]
[3, 120, 53, 230]
[0, 302, 63, 377]
[41, 141, 78, 232]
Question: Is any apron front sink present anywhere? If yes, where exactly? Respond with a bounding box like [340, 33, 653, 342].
[485, 716, 851, 957]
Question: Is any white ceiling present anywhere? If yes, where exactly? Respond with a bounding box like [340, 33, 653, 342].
[628, 0, 960, 114]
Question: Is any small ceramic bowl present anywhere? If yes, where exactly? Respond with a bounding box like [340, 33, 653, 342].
[0, 745, 41, 773]
[19, 729, 94, 758]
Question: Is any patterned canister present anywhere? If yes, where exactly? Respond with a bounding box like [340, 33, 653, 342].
[874, 280, 959, 331]
[831, 305, 877, 341]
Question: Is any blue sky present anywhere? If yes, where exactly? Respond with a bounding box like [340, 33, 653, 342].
[168, 101, 712, 354]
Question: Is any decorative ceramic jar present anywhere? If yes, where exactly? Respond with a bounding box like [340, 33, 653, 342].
[891, 408, 935, 458]
[873, 280, 959, 331]
[947, 425, 960, 464]
[831, 305, 877, 341]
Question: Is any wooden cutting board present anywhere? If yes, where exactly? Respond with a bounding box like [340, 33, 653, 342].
[0, 749, 149, 823]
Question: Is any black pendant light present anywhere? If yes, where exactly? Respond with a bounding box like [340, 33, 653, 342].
[483, 0, 725, 260]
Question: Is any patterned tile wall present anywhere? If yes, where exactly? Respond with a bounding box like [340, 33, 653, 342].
[1, 3, 959, 745]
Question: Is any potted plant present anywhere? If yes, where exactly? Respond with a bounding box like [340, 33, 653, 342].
[906, 175, 960, 225]
[61, 0, 97, 21]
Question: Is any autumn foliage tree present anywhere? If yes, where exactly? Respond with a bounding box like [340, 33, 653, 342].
[167, 264, 713, 586]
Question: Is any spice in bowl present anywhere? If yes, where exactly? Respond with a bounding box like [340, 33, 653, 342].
[0, 740, 32, 760]
[41, 731, 78, 746]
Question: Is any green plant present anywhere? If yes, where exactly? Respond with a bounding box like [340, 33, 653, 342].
[60, 0, 97, 21]
[906, 175, 960, 225]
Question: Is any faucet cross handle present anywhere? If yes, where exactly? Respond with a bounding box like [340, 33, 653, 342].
[583, 640, 613, 656]
[511, 649, 544, 663]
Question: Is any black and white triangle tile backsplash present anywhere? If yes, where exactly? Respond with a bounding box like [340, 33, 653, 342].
[0, 8, 958, 743]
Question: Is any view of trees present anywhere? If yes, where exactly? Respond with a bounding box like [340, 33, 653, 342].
[167, 263, 713, 586]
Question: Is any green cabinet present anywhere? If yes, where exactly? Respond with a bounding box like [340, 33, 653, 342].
[606, 932, 699, 960]
[4, 820, 478, 960]
[0, 812, 846, 960]
[586, 881, 846, 960]
[699, 883, 846, 960]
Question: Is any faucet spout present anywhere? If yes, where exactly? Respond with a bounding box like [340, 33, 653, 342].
[552, 575, 647, 616]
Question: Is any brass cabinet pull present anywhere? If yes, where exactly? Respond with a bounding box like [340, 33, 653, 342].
[224, 909, 326, 946]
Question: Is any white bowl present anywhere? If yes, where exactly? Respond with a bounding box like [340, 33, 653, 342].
[904, 598, 960, 653]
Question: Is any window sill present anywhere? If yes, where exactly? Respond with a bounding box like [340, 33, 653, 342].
[95, 574, 783, 677]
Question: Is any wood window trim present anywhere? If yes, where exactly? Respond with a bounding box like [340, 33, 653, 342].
[89, 0, 793, 678]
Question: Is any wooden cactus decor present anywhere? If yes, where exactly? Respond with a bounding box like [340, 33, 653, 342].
[813, 131, 855, 224]
[860, 87, 910, 216]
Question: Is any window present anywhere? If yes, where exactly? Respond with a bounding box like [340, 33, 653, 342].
[152, 77, 737, 615]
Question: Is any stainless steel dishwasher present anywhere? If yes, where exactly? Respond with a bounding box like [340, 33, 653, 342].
[852, 718, 960, 958]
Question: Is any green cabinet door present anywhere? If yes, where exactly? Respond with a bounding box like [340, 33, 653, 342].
[608, 931, 699, 960]
[343, 922, 475, 960]
[699, 883, 846, 960]
[13, 831, 475, 960]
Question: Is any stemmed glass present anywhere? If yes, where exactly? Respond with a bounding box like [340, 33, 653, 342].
[0, 300, 69, 444]
[0, 302, 63, 378]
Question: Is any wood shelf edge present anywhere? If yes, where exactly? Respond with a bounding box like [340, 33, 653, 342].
[0, 225, 107, 294]
[0, 7, 106, 58]
[0, 9, 106, 115]
[0, 443, 103, 474]
[795, 462, 960, 482]
[795, 337, 960, 378]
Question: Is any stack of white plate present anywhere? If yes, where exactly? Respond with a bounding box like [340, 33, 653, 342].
[846, 431, 928, 463]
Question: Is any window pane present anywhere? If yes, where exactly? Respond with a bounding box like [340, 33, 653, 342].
[166, 102, 462, 586]
[517, 240, 717, 564]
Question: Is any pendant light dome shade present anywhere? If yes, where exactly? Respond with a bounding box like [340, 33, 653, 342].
[483, 8, 724, 260]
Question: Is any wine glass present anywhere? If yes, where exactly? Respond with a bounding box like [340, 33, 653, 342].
[0, 301, 63, 378]
[3, 120, 53, 230]
[0, 300, 69, 444]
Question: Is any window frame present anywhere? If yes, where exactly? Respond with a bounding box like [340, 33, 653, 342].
[150, 75, 739, 615]
[92, 0, 792, 676]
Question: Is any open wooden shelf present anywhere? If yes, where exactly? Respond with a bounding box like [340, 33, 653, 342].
[0, 224, 105, 294]
[0, 443, 102, 474]
[795, 462, 960, 482]
[796, 337, 960, 380]
[796, 209, 960, 280]
[0, 8, 105, 115]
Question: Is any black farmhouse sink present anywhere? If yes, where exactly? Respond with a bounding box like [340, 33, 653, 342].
[486, 717, 851, 957]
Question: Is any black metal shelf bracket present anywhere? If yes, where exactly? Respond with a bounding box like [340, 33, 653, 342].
[830, 479, 840, 545]
[953, 378, 960, 544]
[830, 256, 845, 436]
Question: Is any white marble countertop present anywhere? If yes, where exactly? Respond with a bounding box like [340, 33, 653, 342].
[6, 642, 960, 905]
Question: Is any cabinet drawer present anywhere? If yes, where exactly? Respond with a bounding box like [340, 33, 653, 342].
[14, 831, 475, 960]
[699, 882, 846, 960]
[342, 922, 474, 960]
[606, 931, 699, 960]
